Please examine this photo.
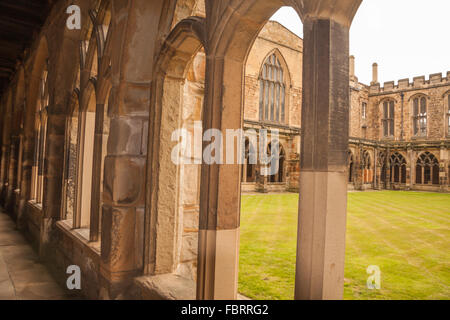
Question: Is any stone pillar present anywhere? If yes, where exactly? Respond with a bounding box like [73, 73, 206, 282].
[99, 0, 163, 298]
[256, 164, 268, 193]
[440, 146, 448, 191]
[373, 148, 378, 189]
[0, 115, 11, 203]
[6, 136, 20, 211]
[0, 145, 9, 203]
[407, 147, 414, 189]
[17, 124, 35, 229]
[386, 148, 391, 189]
[89, 100, 107, 242]
[39, 112, 66, 259]
[294, 4, 360, 299]
[196, 56, 241, 300]
[354, 147, 362, 190]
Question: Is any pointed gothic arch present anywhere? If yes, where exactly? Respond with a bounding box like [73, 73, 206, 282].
[416, 152, 439, 185]
[258, 49, 291, 124]
[390, 152, 407, 184]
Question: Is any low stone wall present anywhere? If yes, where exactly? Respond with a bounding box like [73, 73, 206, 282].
[24, 202, 43, 251]
[53, 222, 101, 298]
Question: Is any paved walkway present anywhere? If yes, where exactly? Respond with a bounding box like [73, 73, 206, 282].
[0, 208, 74, 300]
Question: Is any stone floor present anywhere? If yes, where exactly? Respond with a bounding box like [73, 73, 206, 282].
[0, 208, 75, 300]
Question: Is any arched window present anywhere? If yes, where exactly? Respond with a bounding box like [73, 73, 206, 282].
[413, 96, 427, 137]
[382, 100, 395, 138]
[362, 102, 367, 120]
[362, 150, 372, 184]
[61, 4, 112, 239]
[378, 151, 387, 185]
[259, 53, 286, 124]
[62, 95, 79, 222]
[416, 152, 439, 185]
[31, 64, 49, 204]
[390, 152, 406, 184]
[348, 151, 354, 183]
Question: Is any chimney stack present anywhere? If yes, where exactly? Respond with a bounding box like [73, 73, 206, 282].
[371, 63, 379, 85]
[349, 55, 355, 79]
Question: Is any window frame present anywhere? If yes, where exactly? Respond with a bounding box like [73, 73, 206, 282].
[390, 152, 407, 184]
[412, 96, 428, 137]
[415, 152, 440, 185]
[361, 102, 367, 120]
[258, 52, 288, 125]
[382, 100, 395, 138]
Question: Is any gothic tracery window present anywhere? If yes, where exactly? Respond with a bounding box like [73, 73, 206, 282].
[413, 96, 427, 137]
[390, 152, 406, 184]
[382, 100, 395, 138]
[416, 152, 439, 185]
[259, 53, 286, 124]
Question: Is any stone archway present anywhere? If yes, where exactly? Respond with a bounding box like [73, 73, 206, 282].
[198, 0, 362, 300]
[144, 17, 207, 299]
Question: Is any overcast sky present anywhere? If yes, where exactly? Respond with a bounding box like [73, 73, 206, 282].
[270, 0, 450, 85]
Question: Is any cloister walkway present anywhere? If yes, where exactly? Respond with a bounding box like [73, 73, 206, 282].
[0, 208, 74, 300]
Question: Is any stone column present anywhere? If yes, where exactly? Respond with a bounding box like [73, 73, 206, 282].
[407, 147, 414, 189]
[440, 146, 448, 191]
[386, 148, 391, 190]
[256, 164, 268, 193]
[196, 56, 241, 300]
[17, 134, 32, 228]
[0, 113, 11, 203]
[294, 4, 360, 299]
[253, 133, 266, 193]
[6, 136, 20, 211]
[99, 0, 163, 298]
[354, 146, 362, 190]
[39, 111, 66, 259]
[0, 145, 9, 204]
[89, 101, 107, 242]
[373, 148, 378, 189]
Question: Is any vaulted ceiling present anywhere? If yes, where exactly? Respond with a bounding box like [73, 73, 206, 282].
[0, 0, 54, 95]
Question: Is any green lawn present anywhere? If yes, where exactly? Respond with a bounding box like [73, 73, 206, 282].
[238, 191, 450, 300]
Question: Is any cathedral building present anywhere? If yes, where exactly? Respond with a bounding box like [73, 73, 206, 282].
[242, 22, 450, 193]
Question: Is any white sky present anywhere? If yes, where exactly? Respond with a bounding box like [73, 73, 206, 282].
[270, 0, 450, 85]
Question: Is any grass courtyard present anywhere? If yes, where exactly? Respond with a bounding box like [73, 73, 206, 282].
[238, 191, 450, 300]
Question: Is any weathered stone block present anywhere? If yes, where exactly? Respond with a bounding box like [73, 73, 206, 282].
[107, 117, 144, 155]
[103, 156, 146, 206]
[101, 206, 143, 273]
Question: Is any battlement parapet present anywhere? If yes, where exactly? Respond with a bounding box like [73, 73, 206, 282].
[369, 71, 450, 95]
